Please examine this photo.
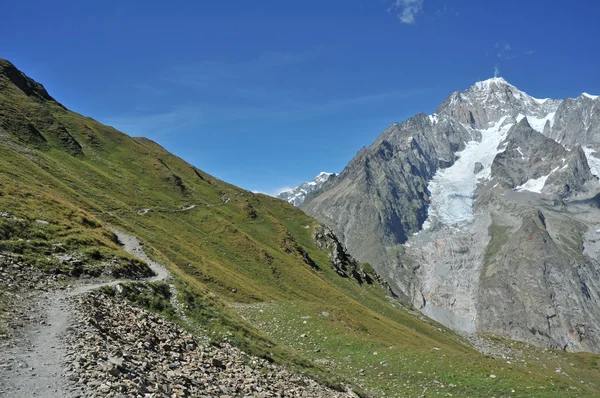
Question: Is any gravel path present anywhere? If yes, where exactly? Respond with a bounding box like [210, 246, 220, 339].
[0, 228, 170, 398]
[0, 292, 71, 397]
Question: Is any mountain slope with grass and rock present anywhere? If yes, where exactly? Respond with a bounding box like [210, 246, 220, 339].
[1, 59, 600, 397]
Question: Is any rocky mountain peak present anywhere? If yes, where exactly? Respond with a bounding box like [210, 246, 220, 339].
[581, 92, 599, 100]
[435, 77, 559, 130]
[472, 76, 511, 91]
[313, 171, 334, 184]
[547, 91, 600, 147]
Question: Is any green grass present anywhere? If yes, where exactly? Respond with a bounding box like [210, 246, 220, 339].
[0, 179, 152, 277]
[100, 282, 177, 320]
[1, 59, 600, 396]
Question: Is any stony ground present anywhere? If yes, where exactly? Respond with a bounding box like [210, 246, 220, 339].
[65, 292, 354, 398]
[0, 232, 356, 398]
[0, 253, 76, 397]
[0, 252, 69, 339]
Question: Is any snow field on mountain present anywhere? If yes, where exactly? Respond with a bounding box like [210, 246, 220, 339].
[516, 167, 559, 193]
[583, 147, 600, 178]
[516, 113, 557, 133]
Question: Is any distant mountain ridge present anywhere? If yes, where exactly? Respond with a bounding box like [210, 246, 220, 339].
[276, 171, 335, 206]
[301, 77, 600, 353]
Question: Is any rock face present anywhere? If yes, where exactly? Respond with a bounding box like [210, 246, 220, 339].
[546, 93, 600, 148]
[491, 118, 593, 196]
[277, 172, 335, 206]
[0, 59, 58, 104]
[302, 77, 600, 353]
[477, 209, 600, 353]
[435, 78, 561, 129]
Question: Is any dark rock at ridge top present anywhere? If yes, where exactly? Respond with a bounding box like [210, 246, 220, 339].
[0, 58, 82, 156]
[0, 59, 62, 106]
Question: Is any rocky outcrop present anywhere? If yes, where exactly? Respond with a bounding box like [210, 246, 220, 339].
[0, 59, 59, 104]
[0, 58, 82, 156]
[313, 226, 373, 285]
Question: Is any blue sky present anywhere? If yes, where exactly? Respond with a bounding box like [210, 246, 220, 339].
[2, 0, 599, 194]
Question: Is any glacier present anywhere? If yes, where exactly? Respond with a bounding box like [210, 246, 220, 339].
[425, 117, 512, 227]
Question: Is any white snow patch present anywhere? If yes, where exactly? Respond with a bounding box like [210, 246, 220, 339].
[532, 97, 550, 104]
[583, 147, 600, 177]
[474, 77, 509, 90]
[528, 112, 556, 133]
[425, 117, 512, 226]
[516, 147, 524, 159]
[515, 167, 559, 193]
[428, 113, 440, 125]
[421, 220, 431, 230]
[582, 93, 599, 100]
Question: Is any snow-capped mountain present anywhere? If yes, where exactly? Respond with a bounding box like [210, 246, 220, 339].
[301, 77, 600, 353]
[276, 172, 335, 206]
[423, 78, 593, 228]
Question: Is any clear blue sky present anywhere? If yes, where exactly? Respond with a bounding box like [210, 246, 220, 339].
[2, 0, 599, 194]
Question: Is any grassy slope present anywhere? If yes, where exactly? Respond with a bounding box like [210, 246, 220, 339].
[1, 60, 599, 396]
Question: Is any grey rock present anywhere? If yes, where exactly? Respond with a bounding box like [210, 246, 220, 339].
[545, 94, 600, 148]
[491, 117, 593, 196]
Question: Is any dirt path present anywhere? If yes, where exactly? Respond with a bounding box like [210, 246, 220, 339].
[0, 228, 170, 398]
